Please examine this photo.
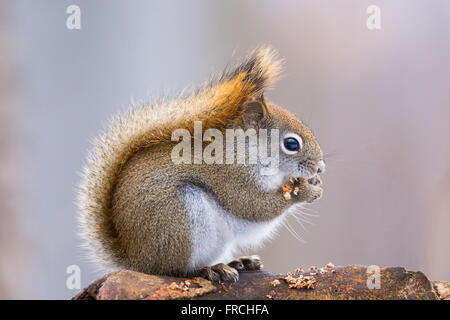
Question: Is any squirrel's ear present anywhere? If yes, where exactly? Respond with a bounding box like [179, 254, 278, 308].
[241, 93, 269, 126]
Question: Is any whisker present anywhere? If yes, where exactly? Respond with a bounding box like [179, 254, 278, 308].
[291, 209, 315, 224]
[296, 214, 315, 226]
[300, 205, 319, 213]
[297, 209, 319, 217]
[291, 214, 308, 231]
[282, 220, 299, 239]
[282, 220, 305, 243]
[296, 212, 315, 222]
[323, 151, 335, 159]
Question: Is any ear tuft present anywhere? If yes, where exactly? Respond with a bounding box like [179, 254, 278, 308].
[220, 45, 282, 98]
[183, 45, 282, 132]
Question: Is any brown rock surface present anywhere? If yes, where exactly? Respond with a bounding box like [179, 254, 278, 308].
[73, 265, 448, 300]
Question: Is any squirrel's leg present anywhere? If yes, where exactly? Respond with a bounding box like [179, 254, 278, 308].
[182, 183, 242, 283]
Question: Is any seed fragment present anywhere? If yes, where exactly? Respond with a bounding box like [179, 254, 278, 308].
[271, 279, 280, 287]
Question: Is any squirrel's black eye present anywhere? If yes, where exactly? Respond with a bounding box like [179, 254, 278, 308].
[281, 133, 303, 155]
[284, 138, 299, 151]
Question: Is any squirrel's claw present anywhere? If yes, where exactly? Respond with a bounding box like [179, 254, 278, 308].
[308, 175, 322, 186]
[290, 177, 323, 203]
[195, 256, 263, 283]
[195, 263, 239, 283]
[228, 255, 263, 272]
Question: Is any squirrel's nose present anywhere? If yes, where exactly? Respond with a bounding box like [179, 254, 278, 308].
[316, 160, 326, 174]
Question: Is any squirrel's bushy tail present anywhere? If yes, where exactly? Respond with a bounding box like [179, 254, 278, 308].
[77, 45, 282, 270]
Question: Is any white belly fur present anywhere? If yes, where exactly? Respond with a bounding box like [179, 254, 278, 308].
[182, 184, 289, 271]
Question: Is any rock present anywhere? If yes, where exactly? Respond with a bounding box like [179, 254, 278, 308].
[73, 265, 448, 300]
[433, 281, 450, 300]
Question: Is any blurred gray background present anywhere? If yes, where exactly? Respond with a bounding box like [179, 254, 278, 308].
[0, 0, 449, 299]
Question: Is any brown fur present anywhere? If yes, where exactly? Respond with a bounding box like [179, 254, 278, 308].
[77, 46, 323, 275]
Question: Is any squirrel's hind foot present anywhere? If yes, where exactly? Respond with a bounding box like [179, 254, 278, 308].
[228, 255, 263, 272]
[194, 255, 263, 283]
[195, 263, 239, 283]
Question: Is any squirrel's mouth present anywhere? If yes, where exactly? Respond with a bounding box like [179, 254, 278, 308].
[297, 160, 325, 185]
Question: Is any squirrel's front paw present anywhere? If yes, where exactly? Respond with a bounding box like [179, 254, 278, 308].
[195, 263, 239, 283]
[293, 177, 323, 203]
[304, 184, 323, 203]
